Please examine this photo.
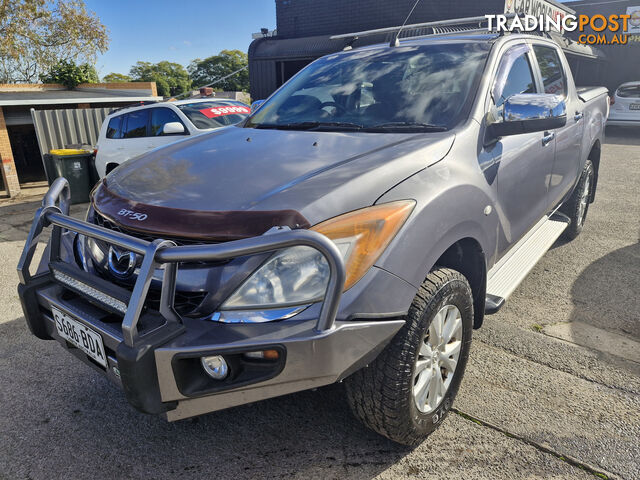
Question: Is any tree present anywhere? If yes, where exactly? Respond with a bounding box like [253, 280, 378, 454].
[102, 72, 132, 83]
[188, 50, 249, 92]
[0, 0, 109, 83]
[40, 59, 98, 89]
[129, 61, 191, 97]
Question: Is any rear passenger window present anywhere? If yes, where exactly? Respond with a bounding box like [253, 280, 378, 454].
[150, 108, 185, 136]
[493, 45, 536, 108]
[533, 46, 567, 97]
[122, 110, 149, 138]
[106, 116, 122, 139]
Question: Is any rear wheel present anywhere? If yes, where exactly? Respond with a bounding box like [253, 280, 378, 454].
[345, 267, 473, 445]
[561, 160, 594, 241]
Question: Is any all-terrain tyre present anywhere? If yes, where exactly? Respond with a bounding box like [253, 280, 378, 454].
[345, 267, 474, 446]
[561, 159, 594, 241]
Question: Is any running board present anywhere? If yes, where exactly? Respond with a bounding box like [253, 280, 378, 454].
[485, 215, 569, 314]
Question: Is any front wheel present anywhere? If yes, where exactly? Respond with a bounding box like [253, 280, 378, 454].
[345, 267, 473, 445]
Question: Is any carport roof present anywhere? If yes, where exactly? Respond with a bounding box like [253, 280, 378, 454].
[249, 34, 347, 60]
[0, 87, 162, 106]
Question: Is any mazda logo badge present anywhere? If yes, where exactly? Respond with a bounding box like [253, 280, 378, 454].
[107, 246, 137, 278]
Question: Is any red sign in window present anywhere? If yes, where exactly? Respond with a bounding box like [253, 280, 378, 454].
[199, 105, 251, 118]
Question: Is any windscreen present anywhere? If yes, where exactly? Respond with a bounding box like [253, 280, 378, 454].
[246, 42, 490, 132]
[177, 101, 250, 129]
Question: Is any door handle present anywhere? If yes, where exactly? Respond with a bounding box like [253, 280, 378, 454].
[542, 131, 555, 146]
[574, 112, 584, 121]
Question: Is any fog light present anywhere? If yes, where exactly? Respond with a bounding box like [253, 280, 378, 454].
[201, 355, 228, 380]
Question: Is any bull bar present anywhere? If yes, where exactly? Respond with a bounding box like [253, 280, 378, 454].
[17, 178, 347, 347]
[16, 178, 407, 420]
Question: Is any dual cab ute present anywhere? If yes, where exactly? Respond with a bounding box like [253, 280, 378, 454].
[18, 20, 607, 445]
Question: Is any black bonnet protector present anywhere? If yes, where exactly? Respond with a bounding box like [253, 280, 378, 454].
[92, 180, 311, 241]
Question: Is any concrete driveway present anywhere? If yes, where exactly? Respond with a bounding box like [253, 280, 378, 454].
[0, 127, 638, 479]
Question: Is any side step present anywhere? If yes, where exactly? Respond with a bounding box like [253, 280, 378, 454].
[485, 215, 569, 314]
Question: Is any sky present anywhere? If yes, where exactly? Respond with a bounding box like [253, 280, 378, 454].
[84, 0, 277, 79]
[86, 0, 579, 79]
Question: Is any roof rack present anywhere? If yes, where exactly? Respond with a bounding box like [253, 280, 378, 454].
[329, 13, 605, 60]
[330, 14, 517, 47]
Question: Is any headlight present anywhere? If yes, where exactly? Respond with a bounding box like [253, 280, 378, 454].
[221, 200, 415, 310]
[222, 246, 330, 309]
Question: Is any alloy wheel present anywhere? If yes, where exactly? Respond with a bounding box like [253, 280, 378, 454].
[412, 304, 462, 413]
[577, 175, 591, 226]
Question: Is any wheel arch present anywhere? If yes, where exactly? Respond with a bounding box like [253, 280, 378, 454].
[375, 178, 497, 330]
[432, 237, 487, 329]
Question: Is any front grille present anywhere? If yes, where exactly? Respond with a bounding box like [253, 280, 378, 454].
[91, 213, 217, 316]
[145, 289, 208, 316]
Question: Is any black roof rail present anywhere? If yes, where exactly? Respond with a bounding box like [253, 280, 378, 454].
[329, 13, 604, 60]
[330, 14, 517, 46]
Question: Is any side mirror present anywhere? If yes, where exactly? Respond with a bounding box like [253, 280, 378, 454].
[251, 99, 266, 112]
[487, 94, 567, 140]
[162, 122, 186, 135]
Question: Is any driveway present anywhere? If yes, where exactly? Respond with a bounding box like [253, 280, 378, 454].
[0, 127, 638, 479]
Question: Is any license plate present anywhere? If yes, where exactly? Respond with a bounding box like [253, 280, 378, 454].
[52, 307, 107, 367]
[630, 104, 640, 110]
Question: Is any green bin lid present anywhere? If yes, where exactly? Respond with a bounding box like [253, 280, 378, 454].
[49, 148, 91, 155]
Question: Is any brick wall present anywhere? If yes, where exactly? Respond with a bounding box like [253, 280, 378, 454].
[275, 0, 504, 38]
[0, 107, 20, 197]
[0, 82, 158, 96]
[76, 82, 158, 96]
[0, 83, 63, 91]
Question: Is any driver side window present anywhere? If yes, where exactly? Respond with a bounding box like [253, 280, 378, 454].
[492, 45, 537, 108]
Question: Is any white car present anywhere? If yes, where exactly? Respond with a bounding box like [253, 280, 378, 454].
[95, 98, 250, 177]
[607, 81, 640, 127]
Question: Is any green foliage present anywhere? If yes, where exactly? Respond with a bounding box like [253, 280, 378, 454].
[39, 59, 99, 89]
[188, 50, 249, 92]
[0, 0, 109, 83]
[129, 61, 191, 97]
[102, 72, 132, 83]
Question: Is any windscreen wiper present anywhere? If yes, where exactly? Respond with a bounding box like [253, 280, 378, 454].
[364, 122, 448, 132]
[254, 121, 364, 131]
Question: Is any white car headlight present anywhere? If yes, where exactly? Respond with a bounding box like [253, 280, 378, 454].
[221, 201, 415, 311]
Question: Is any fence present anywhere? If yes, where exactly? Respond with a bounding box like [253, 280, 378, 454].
[31, 106, 112, 157]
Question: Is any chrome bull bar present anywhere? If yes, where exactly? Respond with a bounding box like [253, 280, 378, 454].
[17, 178, 346, 347]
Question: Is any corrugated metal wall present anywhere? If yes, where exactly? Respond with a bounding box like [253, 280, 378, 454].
[30, 107, 111, 155]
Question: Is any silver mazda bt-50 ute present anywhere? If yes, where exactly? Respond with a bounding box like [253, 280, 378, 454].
[18, 23, 607, 444]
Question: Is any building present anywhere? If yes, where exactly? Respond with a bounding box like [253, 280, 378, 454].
[0, 82, 161, 197]
[249, 0, 503, 99]
[248, 0, 637, 100]
[565, 0, 640, 91]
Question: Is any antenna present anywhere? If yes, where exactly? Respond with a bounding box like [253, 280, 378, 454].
[391, 0, 423, 47]
[342, 35, 359, 51]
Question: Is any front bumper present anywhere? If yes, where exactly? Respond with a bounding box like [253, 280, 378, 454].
[17, 178, 404, 420]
